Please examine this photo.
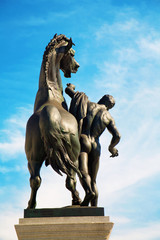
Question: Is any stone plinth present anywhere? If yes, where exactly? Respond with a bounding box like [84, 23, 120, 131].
[15, 207, 114, 240]
[24, 206, 104, 218]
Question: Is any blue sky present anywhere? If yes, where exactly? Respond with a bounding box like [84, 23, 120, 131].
[0, 0, 160, 239]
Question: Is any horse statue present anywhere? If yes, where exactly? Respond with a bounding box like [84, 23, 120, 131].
[25, 34, 82, 209]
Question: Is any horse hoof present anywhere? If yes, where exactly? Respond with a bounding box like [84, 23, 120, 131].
[72, 198, 82, 205]
[27, 200, 36, 209]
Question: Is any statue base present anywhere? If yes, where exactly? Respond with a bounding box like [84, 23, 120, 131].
[15, 207, 114, 240]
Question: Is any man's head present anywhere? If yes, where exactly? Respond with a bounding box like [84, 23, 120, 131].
[98, 94, 115, 110]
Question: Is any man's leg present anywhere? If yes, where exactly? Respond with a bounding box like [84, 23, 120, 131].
[79, 151, 95, 206]
[89, 142, 100, 206]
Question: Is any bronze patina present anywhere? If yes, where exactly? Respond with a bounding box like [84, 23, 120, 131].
[25, 34, 120, 209]
[25, 34, 81, 209]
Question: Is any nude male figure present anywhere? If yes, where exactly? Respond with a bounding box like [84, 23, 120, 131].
[65, 84, 121, 206]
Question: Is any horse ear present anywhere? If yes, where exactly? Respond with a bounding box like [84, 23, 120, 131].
[55, 37, 75, 54]
[65, 38, 75, 53]
[53, 33, 57, 38]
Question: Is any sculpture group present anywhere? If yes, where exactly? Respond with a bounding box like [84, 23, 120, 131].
[25, 34, 120, 209]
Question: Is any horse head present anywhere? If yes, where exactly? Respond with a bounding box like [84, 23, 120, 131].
[42, 34, 80, 80]
[55, 36, 80, 78]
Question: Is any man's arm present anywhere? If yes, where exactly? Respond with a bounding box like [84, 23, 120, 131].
[106, 117, 121, 157]
[65, 83, 76, 98]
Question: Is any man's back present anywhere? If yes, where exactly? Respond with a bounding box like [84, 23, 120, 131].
[82, 102, 112, 139]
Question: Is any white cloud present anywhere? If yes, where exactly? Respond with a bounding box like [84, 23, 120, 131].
[0, 131, 24, 159]
[111, 215, 131, 224]
[137, 37, 160, 59]
[111, 221, 160, 240]
[96, 62, 128, 90]
[0, 191, 32, 240]
[0, 106, 32, 161]
[0, 184, 30, 240]
[0, 208, 21, 240]
[95, 18, 139, 40]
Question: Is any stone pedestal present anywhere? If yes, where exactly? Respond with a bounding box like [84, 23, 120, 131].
[15, 207, 114, 240]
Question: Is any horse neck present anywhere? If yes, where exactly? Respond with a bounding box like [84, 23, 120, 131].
[40, 53, 63, 97]
[34, 53, 64, 112]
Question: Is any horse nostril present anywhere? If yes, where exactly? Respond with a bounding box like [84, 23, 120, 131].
[76, 63, 80, 69]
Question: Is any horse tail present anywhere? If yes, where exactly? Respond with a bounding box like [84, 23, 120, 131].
[39, 105, 82, 178]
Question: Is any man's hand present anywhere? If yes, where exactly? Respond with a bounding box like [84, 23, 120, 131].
[67, 83, 75, 90]
[108, 146, 119, 158]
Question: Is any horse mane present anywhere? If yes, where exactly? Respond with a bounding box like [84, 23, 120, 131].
[43, 34, 70, 78]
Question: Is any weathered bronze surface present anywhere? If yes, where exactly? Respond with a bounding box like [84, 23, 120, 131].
[25, 34, 81, 209]
[25, 34, 120, 209]
[65, 84, 121, 206]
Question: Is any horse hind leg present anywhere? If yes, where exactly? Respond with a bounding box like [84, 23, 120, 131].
[27, 161, 42, 209]
[25, 113, 45, 209]
[65, 169, 81, 205]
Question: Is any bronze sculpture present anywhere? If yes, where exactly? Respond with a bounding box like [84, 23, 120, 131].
[25, 34, 82, 209]
[65, 83, 121, 206]
[25, 34, 120, 209]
